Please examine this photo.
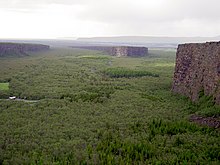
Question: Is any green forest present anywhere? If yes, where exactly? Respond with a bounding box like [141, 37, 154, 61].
[0, 48, 219, 164]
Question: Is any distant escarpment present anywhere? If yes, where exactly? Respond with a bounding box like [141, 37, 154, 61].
[172, 42, 220, 104]
[0, 43, 50, 57]
[73, 46, 148, 57]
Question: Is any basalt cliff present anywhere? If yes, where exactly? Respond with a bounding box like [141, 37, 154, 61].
[73, 46, 148, 57]
[172, 42, 220, 104]
[0, 43, 50, 57]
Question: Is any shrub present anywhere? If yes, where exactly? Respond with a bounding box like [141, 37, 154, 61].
[103, 68, 159, 78]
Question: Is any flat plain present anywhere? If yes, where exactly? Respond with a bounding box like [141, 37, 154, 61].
[0, 48, 219, 164]
[0, 83, 9, 91]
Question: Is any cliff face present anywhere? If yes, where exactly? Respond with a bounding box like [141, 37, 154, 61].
[0, 43, 50, 57]
[73, 46, 148, 57]
[109, 46, 148, 57]
[172, 42, 220, 104]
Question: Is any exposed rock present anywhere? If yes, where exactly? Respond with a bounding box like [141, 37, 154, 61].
[73, 46, 148, 57]
[0, 43, 50, 57]
[189, 114, 220, 129]
[172, 42, 220, 104]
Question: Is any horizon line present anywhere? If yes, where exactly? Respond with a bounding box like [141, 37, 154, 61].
[0, 35, 219, 41]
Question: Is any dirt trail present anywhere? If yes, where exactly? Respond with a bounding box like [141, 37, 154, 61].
[0, 99, 39, 103]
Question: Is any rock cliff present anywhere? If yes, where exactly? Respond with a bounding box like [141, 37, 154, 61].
[73, 46, 148, 57]
[172, 42, 220, 104]
[0, 43, 50, 57]
[108, 46, 148, 57]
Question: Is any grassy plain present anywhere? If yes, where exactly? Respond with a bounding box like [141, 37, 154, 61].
[0, 48, 219, 164]
[0, 83, 9, 90]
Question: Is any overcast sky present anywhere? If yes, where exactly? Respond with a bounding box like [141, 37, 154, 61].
[0, 0, 220, 39]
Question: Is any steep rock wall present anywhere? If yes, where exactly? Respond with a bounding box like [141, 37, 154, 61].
[73, 46, 148, 57]
[0, 43, 50, 57]
[172, 42, 220, 103]
[110, 46, 148, 57]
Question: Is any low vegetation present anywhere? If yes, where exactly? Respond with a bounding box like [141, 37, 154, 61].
[87, 119, 218, 164]
[0, 83, 9, 90]
[185, 90, 220, 117]
[103, 67, 159, 78]
[0, 48, 219, 164]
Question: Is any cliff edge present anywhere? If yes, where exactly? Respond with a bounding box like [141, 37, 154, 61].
[0, 43, 50, 57]
[73, 46, 148, 57]
[172, 42, 220, 104]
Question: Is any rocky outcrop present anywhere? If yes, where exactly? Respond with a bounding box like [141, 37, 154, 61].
[108, 46, 148, 57]
[73, 46, 148, 57]
[0, 43, 50, 57]
[172, 42, 220, 104]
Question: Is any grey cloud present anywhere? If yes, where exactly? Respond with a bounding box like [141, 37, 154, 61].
[75, 0, 220, 37]
[77, 0, 220, 24]
[1, 0, 219, 21]
[0, 0, 96, 9]
[0, 0, 219, 37]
